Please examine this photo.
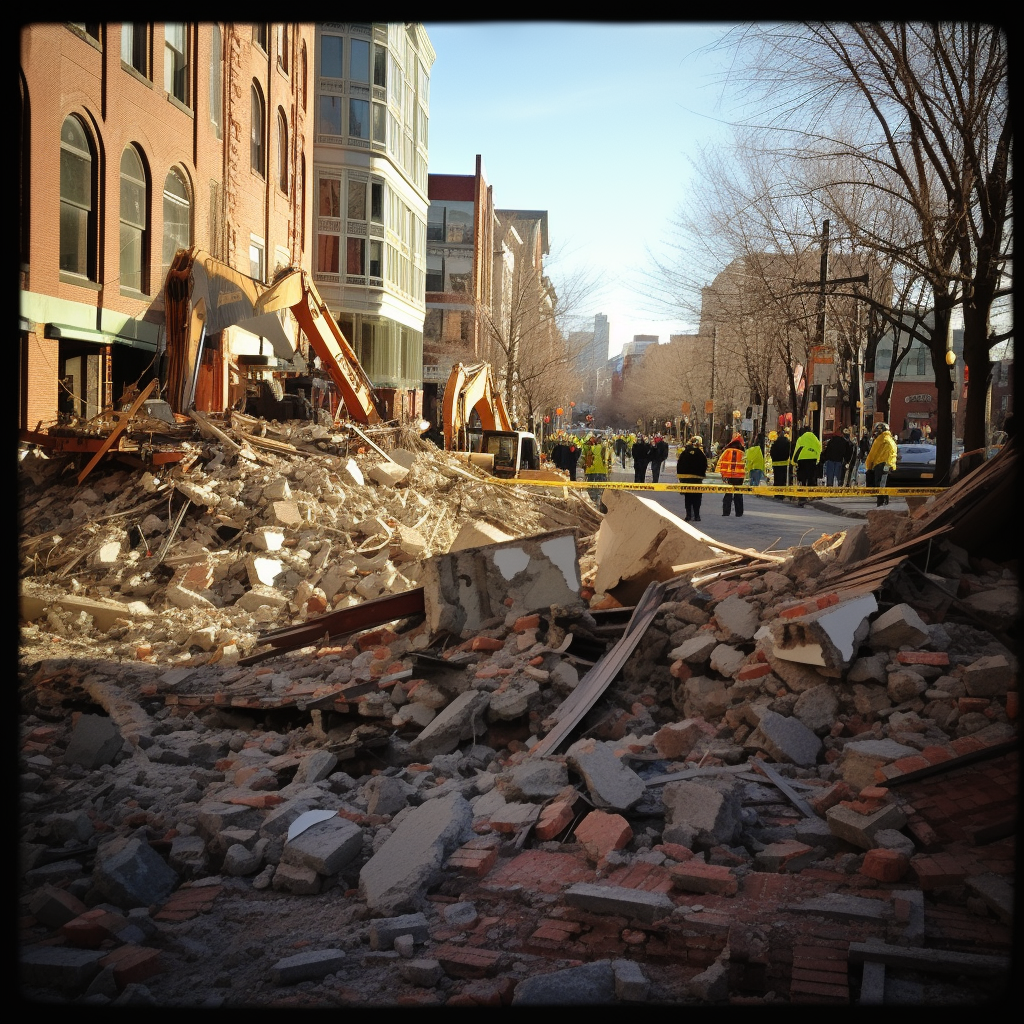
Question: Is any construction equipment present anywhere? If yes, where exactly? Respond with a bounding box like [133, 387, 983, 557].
[163, 247, 387, 425]
[440, 361, 561, 481]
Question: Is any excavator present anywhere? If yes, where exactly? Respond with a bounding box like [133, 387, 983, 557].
[440, 361, 563, 481]
[162, 247, 387, 424]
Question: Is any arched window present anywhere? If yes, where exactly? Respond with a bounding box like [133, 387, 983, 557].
[251, 82, 265, 175]
[209, 24, 223, 137]
[299, 151, 306, 251]
[162, 167, 191, 282]
[277, 109, 289, 194]
[252, 24, 267, 52]
[120, 145, 148, 293]
[59, 114, 96, 279]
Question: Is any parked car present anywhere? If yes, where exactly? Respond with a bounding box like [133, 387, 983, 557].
[889, 442, 939, 484]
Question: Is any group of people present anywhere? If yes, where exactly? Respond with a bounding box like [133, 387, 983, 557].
[631, 434, 671, 483]
[671, 420, 900, 519]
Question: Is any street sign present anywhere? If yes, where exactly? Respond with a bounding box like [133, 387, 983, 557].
[704, 400, 714, 414]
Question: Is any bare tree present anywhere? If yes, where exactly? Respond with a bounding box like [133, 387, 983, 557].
[711, 22, 1012, 480]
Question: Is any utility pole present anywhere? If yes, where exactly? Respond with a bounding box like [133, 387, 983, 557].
[812, 219, 830, 445]
[709, 325, 717, 448]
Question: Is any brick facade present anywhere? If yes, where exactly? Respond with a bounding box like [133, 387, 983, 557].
[19, 22, 314, 431]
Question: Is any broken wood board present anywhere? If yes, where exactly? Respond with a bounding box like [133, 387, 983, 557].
[748, 758, 817, 818]
[529, 577, 667, 757]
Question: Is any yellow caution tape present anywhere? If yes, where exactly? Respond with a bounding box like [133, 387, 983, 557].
[480, 478, 947, 497]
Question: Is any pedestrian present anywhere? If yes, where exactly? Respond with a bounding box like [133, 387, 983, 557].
[614, 434, 626, 469]
[676, 435, 708, 522]
[769, 428, 792, 499]
[583, 433, 609, 506]
[865, 421, 897, 506]
[909, 423, 923, 443]
[821, 428, 853, 488]
[745, 433, 766, 487]
[717, 432, 746, 517]
[632, 434, 651, 483]
[792, 423, 822, 506]
[650, 435, 669, 483]
[841, 428, 860, 486]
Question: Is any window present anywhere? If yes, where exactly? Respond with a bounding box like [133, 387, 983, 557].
[369, 240, 382, 279]
[252, 24, 267, 52]
[300, 43, 307, 108]
[426, 253, 442, 292]
[276, 24, 288, 73]
[69, 23, 101, 42]
[346, 237, 365, 276]
[59, 115, 95, 279]
[319, 177, 341, 218]
[321, 34, 342, 78]
[251, 82, 265, 175]
[317, 234, 339, 274]
[249, 237, 265, 281]
[164, 23, 188, 104]
[209, 24, 223, 137]
[350, 39, 370, 83]
[319, 95, 342, 136]
[316, 177, 340, 275]
[371, 182, 383, 223]
[162, 167, 190, 281]
[373, 45, 386, 87]
[372, 103, 386, 144]
[119, 145, 148, 293]
[348, 180, 366, 220]
[349, 98, 369, 139]
[277, 110, 289, 194]
[121, 23, 148, 76]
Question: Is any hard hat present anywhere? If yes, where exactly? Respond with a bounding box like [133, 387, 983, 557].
[690, 436, 702, 446]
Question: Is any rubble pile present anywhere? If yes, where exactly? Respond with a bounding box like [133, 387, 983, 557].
[17, 426, 1018, 1007]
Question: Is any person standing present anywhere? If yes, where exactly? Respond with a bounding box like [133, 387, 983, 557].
[676, 435, 708, 522]
[745, 434, 766, 487]
[792, 423, 822, 506]
[650, 435, 669, 483]
[821, 429, 852, 488]
[865, 421, 897, 506]
[583, 433, 609, 505]
[717, 432, 747, 517]
[769, 428, 792, 500]
[632, 434, 651, 483]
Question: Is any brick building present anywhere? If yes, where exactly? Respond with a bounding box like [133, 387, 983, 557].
[19, 22, 314, 432]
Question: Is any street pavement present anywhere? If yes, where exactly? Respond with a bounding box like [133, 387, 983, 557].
[602, 447, 903, 553]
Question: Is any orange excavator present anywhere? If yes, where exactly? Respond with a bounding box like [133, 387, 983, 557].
[163, 247, 386, 424]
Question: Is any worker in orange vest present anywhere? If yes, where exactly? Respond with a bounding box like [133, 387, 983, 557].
[716, 432, 747, 517]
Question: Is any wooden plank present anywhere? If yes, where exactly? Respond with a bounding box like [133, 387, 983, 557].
[847, 942, 1009, 977]
[76, 379, 158, 484]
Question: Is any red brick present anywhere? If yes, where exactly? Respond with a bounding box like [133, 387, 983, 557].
[808, 781, 855, 815]
[573, 810, 632, 863]
[470, 637, 504, 652]
[434, 944, 502, 979]
[654, 842, 696, 863]
[224, 792, 285, 808]
[61, 908, 128, 948]
[958, 697, 991, 715]
[513, 614, 541, 631]
[447, 840, 498, 878]
[910, 854, 967, 890]
[860, 848, 910, 882]
[735, 662, 773, 680]
[669, 861, 738, 896]
[98, 945, 162, 988]
[534, 800, 574, 841]
[895, 650, 949, 666]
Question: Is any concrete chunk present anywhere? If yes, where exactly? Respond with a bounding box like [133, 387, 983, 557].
[448, 520, 513, 552]
[281, 817, 363, 876]
[369, 913, 430, 950]
[669, 634, 719, 664]
[594, 491, 721, 604]
[565, 882, 674, 924]
[713, 595, 760, 641]
[512, 960, 616, 1005]
[20, 946, 107, 991]
[495, 759, 569, 802]
[709, 643, 746, 678]
[64, 714, 124, 769]
[612, 958, 650, 1001]
[826, 802, 907, 849]
[91, 836, 179, 909]
[838, 738, 918, 792]
[408, 690, 490, 760]
[271, 949, 346, 985]
[869, 603, 930, 649]
[749, 709, 822, 766]
[771, 594, 877, 672]
[368, 462, 410, 487]
[565, 738, 646, 811]
[359, 792, 473, 912]
[662, 778, 742, 848]
[962, 655, 1014, 697]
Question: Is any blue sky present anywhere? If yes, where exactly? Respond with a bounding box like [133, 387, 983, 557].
[423, 22, 735, 357]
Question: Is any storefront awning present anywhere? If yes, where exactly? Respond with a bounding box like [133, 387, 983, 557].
[44, 322, 158, 351]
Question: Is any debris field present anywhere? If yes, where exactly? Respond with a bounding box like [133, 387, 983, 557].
[18, 417, 1019, 1007]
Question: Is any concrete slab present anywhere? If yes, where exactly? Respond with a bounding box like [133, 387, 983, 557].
[594, 491, 722, 604]
[564, 882, 674, 924]
[422, 528, 581, 636]
[512, 960, 616, 1004]
[565, 738, 646, 811]
[281, 817, 363, 875]
[271, 949, 346, 984]
[408, 690, 490, 760]
[770, 594, 877, 673]
[64, 714, 124, 769]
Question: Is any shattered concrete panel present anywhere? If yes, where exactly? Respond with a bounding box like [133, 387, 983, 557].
[661, 778, 742, 848]
[713, 595, 760, 642]
[421, 528, 581, 636]
[566, 738, 646, 812]
[748, 709, 822, 766]
[769, 594, 877, 674]
[594, 490, 723, 604]
[358, 792, 473, 913]
[869, 603, 931, 649]
[408, 690, 490, 760]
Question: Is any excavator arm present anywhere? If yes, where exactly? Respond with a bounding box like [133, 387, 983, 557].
[255, 268, 385, 425]
[441, 361, 512, 450]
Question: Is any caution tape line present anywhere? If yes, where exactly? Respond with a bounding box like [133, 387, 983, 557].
[482, 479, 947, 497]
